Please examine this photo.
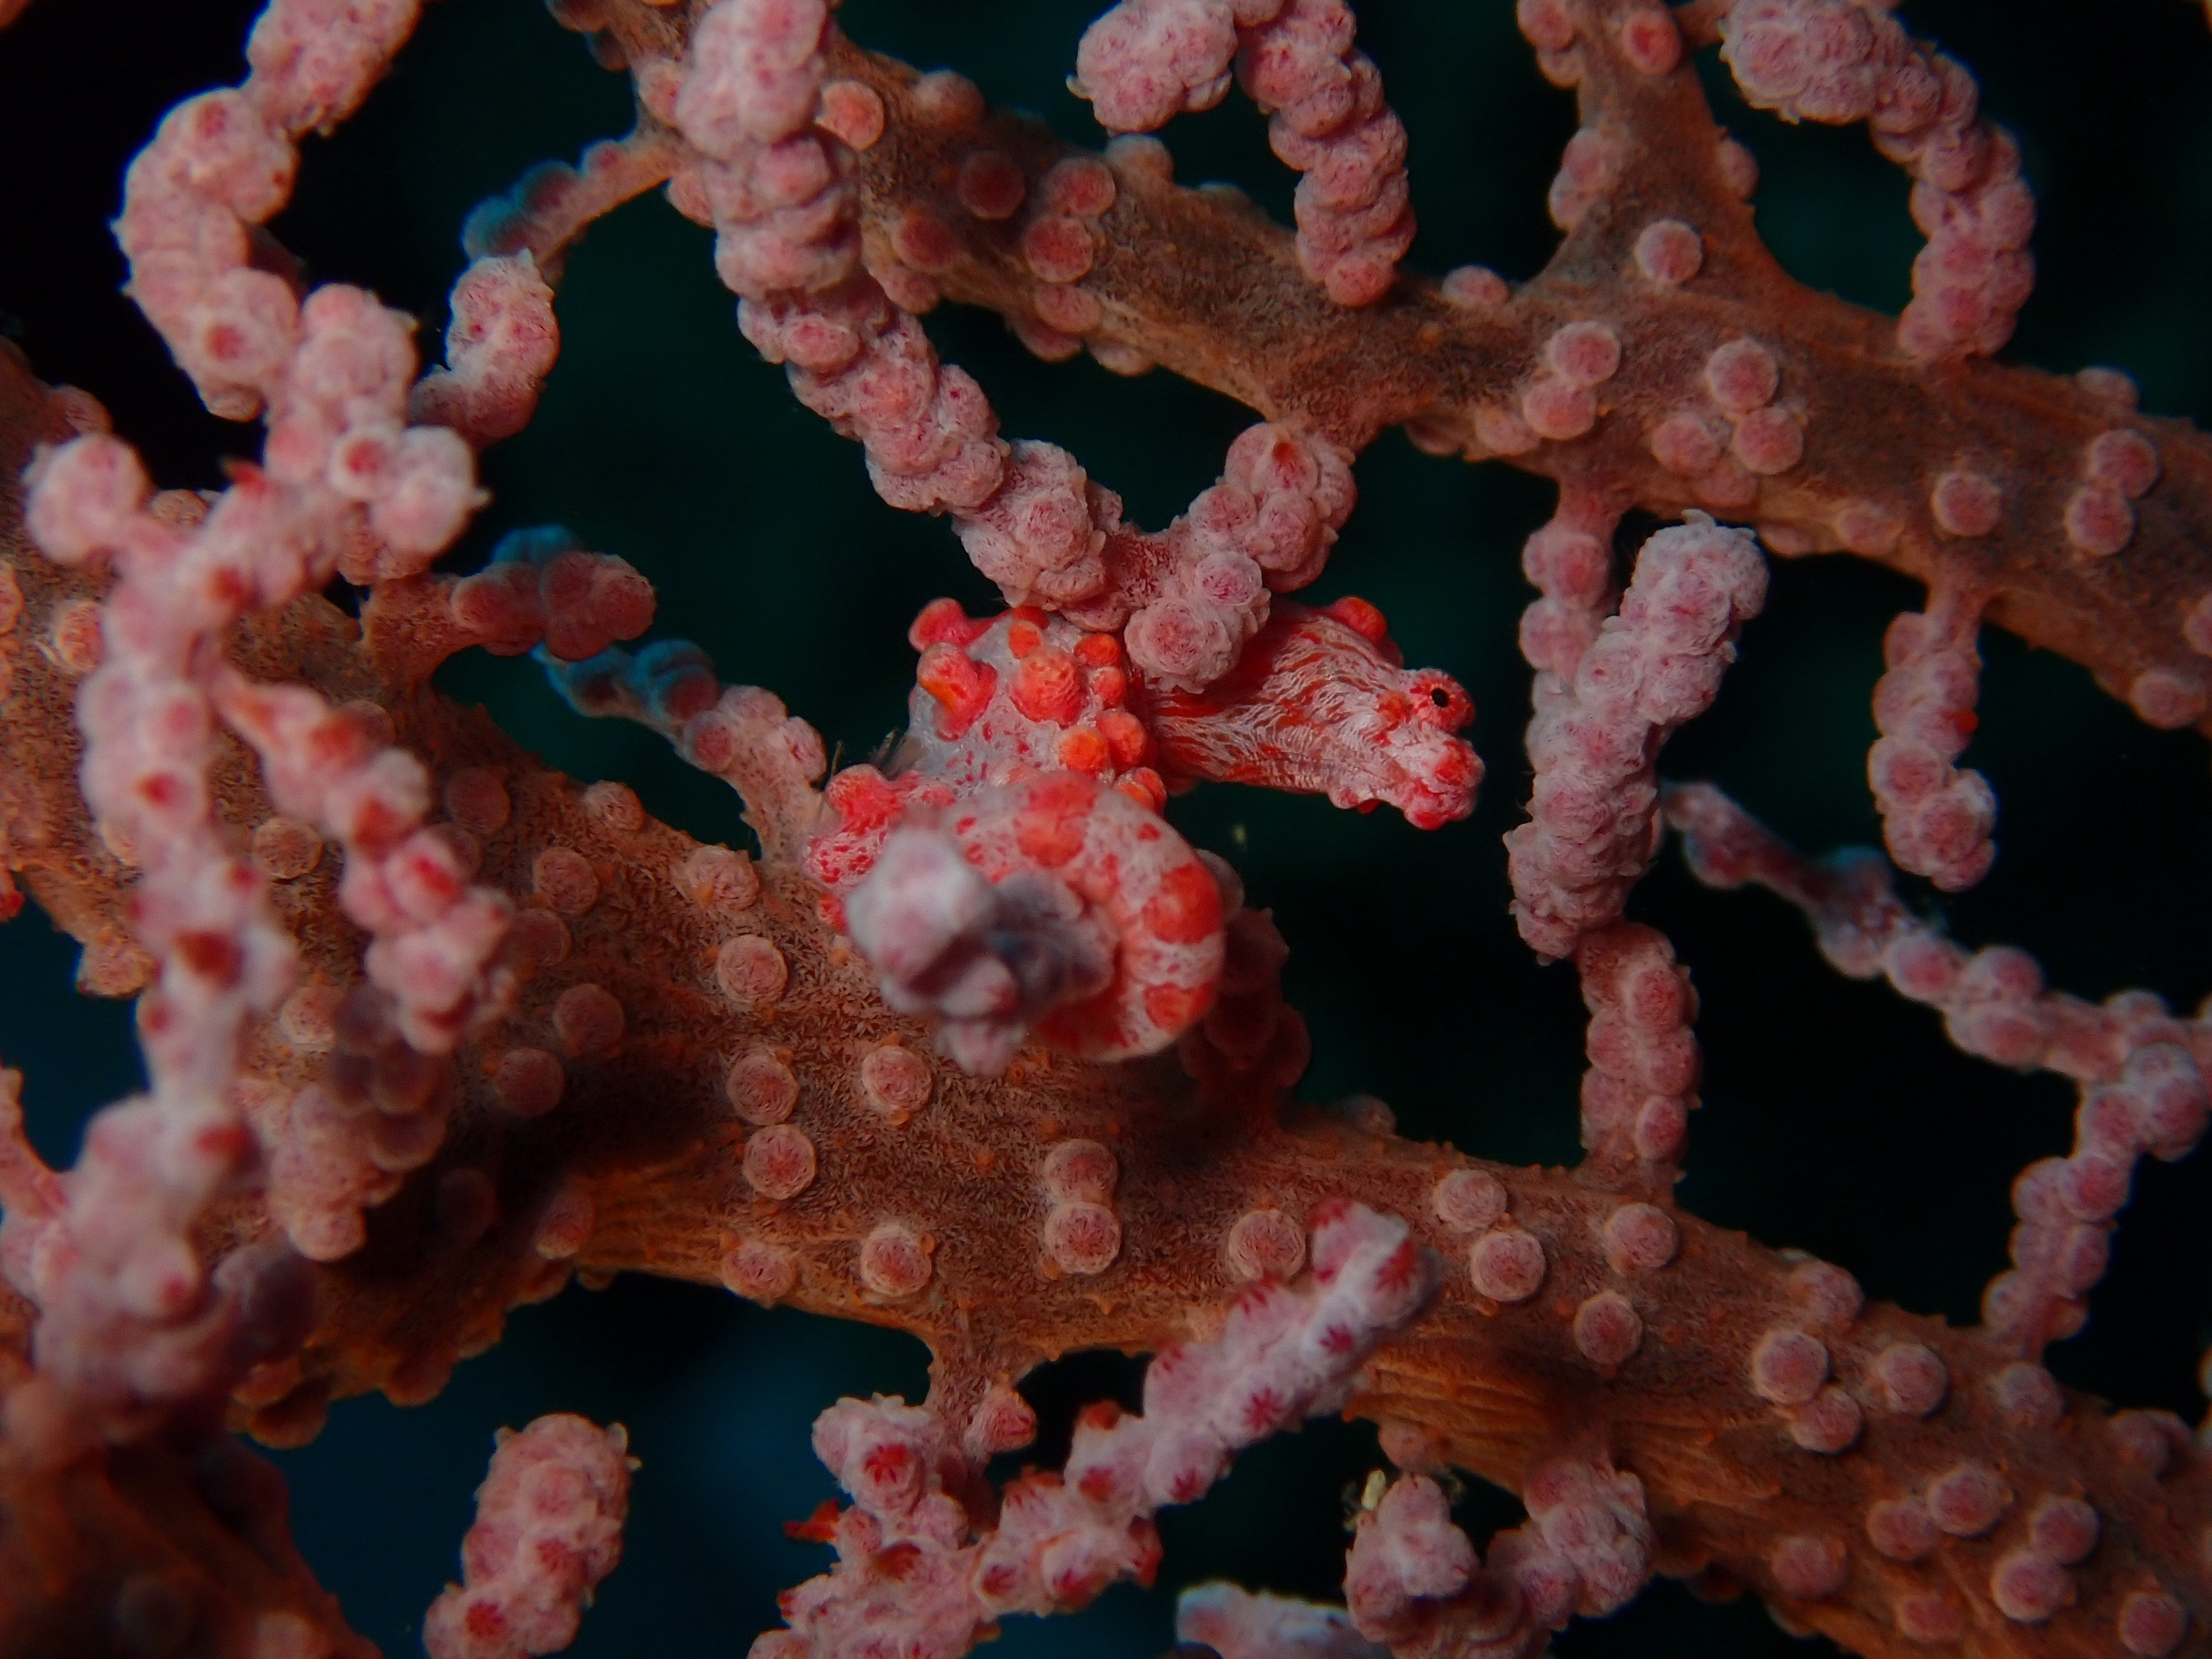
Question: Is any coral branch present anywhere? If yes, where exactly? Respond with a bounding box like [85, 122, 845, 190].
[1346, 1458, 1654, 1659]
[0, 1412, 375, 1659]
[753, 1203, 1431, 1659]
[1713, 0, 2035, 360]
[1179, 1581, 1385, 1657]
[423, 1413, 634, 1659]
[1572, 920, 1700, 1185]
[460, 127, 684, 273]
[1663, 780, 2211, 1359]
[667, 9, 2212, 735]
[10, 328, 2207, 1649]
[1866, 583, 1995, 889]
[2, 2, 2210, 1657]
[1074, 0, 1417, 303]
[1508, 511, 1766, 959]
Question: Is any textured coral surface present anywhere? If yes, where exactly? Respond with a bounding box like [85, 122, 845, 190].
[1, 1, 2210, 1657]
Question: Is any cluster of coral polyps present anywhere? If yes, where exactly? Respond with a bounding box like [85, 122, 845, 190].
[0, 0, 2210, 1656]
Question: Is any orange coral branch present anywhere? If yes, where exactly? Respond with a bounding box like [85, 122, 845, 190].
[634, 8, 2212, 735]
[4, 2, 2211, 1654]
[5, 335, 2205, 1657]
